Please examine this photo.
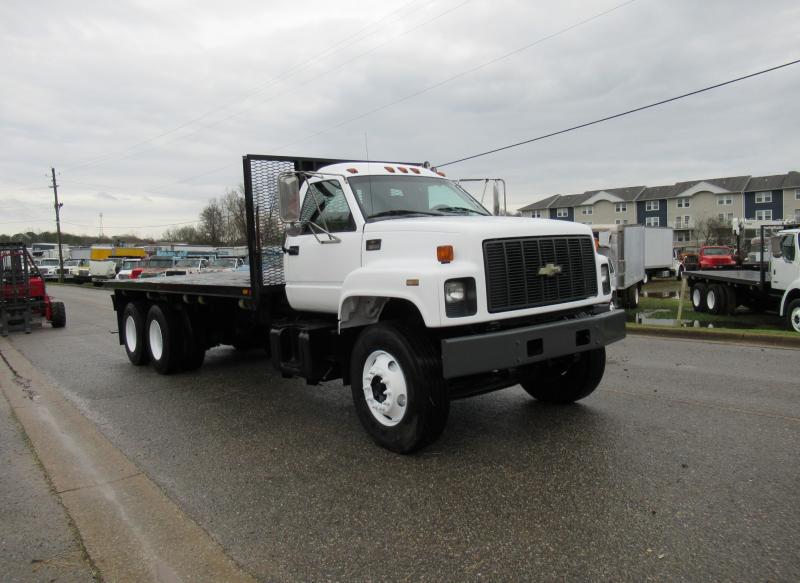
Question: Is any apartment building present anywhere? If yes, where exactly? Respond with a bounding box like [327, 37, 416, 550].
[519, 171, 800, 245]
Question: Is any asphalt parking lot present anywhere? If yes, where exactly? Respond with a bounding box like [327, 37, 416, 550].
[3, 284, 799, 582]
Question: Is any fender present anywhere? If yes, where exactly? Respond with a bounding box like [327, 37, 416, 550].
[338, 264, 444, 329]
[778, 277, 800, 316]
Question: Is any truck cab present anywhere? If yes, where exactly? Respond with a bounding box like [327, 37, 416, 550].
[771, 229, 800, 331]
[275, 161, 625, 451]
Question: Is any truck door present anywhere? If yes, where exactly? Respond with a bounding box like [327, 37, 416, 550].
[284, 178, 362, 313]
[771, 233, 798, 291]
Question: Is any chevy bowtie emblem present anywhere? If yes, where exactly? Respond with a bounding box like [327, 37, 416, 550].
[538, 263, 562, 277]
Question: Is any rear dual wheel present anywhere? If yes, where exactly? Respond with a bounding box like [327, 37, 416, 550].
[121, 302, 205, 373]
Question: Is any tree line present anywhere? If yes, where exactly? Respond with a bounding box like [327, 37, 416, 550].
[2, 186, 248, 247]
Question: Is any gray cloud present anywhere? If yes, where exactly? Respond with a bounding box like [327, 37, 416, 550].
[2, 0, 798, 237]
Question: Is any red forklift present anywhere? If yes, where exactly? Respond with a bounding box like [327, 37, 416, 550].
[1, 242, 66, 336]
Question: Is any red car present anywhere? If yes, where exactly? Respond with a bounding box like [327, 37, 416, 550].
[698, 246, 735, 269]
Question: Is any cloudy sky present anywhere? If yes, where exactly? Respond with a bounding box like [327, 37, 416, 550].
[2, 0, 798, 238]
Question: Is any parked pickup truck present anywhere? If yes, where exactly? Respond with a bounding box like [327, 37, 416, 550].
[698, 246, 736, 269]
[106, 155, 626, 452]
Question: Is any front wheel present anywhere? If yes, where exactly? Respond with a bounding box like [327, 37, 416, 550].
[350, 322, 449, 453]
[50, 301, 66, 328]
[519, 348, 606, 404]
[786, 299, 800, 333]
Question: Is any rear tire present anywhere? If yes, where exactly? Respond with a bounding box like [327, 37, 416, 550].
[691, 283, 707, 312]
[519, 348, 606, 404]
[786, 299, 800, 333]
[179, 311, 205, 371]
[350, 322, 449, 453]
[146, 304, 183, 374]
[122, 302, 148, 365]
[706, 284, 724, 315]
[50, 301, 66, 328]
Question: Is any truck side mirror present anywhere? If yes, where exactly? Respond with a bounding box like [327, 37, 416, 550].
[278, 175, 301, 223]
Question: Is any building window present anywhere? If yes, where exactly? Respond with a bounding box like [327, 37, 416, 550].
[795, 208, 800, 221]
[684, 215, 690, 226]
[615, 219, 629, 225]
[645, 216, 660, 227]
[795, 188, 800, 200]
[676, 198, 690, 208]
[615, 203, 627, 213]
[675, 217, 682, 228]
[755, 209, 773, 221]
[531, 210, 542, 218]
[645, 200, 659, 211]
[717, 212, 734, 223]
[717, 195, 732, 205]
[556, 208, 568, 218]
[674, 231, 690, 242]
[755, 191, 772, 204]
[580, 206, 593, 215]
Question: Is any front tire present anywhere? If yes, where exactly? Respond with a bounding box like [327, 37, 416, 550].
[350, 322, 449, 453]
[786, 299, 800, 333]
[50, 301, 66, 328]
[519, 348, 606, 404]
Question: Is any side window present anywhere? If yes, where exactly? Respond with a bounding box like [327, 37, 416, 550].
[300, 180, 355, 233]
[781, 235, 796, 262]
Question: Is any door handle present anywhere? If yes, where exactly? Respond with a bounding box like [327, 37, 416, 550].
[283, 245, 299, 256]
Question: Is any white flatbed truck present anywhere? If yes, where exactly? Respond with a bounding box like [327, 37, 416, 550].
[685, 224, 800, 332]
[107, 154, 626, 452]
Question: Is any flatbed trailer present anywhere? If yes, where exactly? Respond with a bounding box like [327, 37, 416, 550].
[105, 154, 626, 452]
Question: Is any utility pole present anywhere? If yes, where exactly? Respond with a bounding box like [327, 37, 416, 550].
[50, 167, 65, 284]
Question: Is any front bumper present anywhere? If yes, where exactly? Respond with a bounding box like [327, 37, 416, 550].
[440, 308, 626, 379]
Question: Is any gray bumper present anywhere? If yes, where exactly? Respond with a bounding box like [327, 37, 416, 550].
[440, 309, 626, 379]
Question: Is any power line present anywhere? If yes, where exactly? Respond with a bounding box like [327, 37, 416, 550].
[129, 0, 634, 194]
[61, 0, 433, 173]
[69, 0, 473, 176]
[436, 57, 800, 167]
[276, 0, 641, 152]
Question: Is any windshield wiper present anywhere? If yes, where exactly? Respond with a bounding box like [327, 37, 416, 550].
[434, 206, 486, 215]
[369, 210, 442, 219]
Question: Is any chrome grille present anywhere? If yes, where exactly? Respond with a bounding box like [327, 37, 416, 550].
[484, 236, 598, 313]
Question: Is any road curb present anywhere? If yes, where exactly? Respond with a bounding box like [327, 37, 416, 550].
[626, 323, 800, 348]
[0, 338, 259, 583]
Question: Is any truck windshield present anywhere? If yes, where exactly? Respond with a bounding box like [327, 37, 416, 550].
[348, 176, 490, 220]
[703, 248, 730, 256]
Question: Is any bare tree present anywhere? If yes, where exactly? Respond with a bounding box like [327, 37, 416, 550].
[220, 186, 247, 245]
[200, 200, 225, 245]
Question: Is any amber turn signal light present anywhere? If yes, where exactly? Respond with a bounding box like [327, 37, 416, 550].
[437, 245, 454, 263]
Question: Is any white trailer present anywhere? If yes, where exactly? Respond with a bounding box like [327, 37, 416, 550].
[643, 227, 675, 282]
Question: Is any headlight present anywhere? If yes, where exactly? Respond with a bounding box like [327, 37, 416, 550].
[444, 278, 477, 317]
[444, 281, 466, 303]
[600, 264, 611, 295]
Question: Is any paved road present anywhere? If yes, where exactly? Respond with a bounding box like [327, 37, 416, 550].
[6, 284, 800, 582]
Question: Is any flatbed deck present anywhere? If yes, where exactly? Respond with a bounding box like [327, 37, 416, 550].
[105, 271, 282, 299]
[685, 269, 767, 286]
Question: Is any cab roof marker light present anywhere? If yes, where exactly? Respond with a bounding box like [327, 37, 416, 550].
[397, 166, 408, 173]
[409, 167, 420, 174]
[384, 166, 396, 173]
[346, 168, 359, 174]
